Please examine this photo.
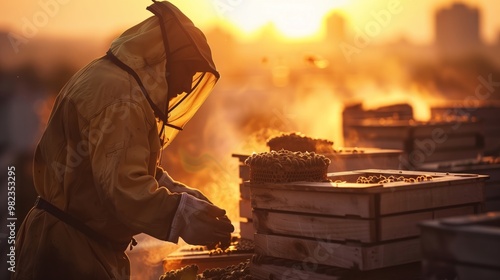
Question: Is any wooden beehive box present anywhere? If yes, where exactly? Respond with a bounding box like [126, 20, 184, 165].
[324, 147, 402, 172]
[233, 149, 403, 240]
[431, 103, 500, 156]
[250, 255, 422, 280]
[419, 212, 500, 280]
[247, 169, 488, 271]
[421, 157, 500, 212]
[343, 119, 484, 168]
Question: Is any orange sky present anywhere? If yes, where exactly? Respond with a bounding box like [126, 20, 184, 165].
[1, 0, 499, 44]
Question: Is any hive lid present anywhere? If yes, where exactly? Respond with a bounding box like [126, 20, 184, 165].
[246, 169, 489, 194]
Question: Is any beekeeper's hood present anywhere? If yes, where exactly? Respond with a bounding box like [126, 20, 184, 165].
[107, 0, 219, 147]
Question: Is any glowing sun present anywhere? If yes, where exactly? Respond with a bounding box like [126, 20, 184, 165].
[223, 0, 348, 39]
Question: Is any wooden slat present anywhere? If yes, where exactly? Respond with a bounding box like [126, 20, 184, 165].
[379, 211, 433, 241]
[399, 148, 482, 166]
[240, 183, 251, 200]
[350, 138, 406, 150]
[411, 134, 479, 150]
[250, 186, 376, 218]
[254, 233, 358, 269]
[379, 205, 477, 241]
[239, 199, 252, 219]
[421, 147, 482, 163]
[380, 182, 484, 215]
[251, 257, 422, 280]
[411, 121, 480, 138]
[253, 209, 375, 243]
[361, 238, 421, 271]
[433, 205, 477, 219]
[254, 233, 421, 271]
[239, 220, 255, 241]
[348, 124, 411, 139]
[348, 121, 481, 140]
[253, 205, 479, 244]
[239, 165, 250, 181]
[327, 153, 402, 172]
[232, 153, 249, 163]
[250, 259, 343, 280]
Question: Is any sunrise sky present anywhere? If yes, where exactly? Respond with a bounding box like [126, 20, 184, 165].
[1, 0, 500, 44]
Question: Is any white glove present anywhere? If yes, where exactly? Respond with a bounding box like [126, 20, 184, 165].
[168, 193, 234, 246]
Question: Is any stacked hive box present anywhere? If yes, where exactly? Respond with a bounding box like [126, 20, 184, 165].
[342, 103, 487, 169]
[234, 134, 403, 240]
[250, 255, 422, 280]
[343, 119, 484, 169]
[431, 103, 500, 156]
[326, 147, 403, 171]
[267, 132, 403, 171]
[239, 149, 331, 242]
[427, 104, 500, 212]
[232, 154, 255, 241]
[419, 212, 500, 280]
[422, 156, 500, 212]
[246, 169, 488, 278]
[342, 102, 412, 149]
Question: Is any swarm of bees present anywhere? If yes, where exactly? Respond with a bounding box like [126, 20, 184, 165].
[245, 149, 331, 183]
[355, 174, 433, 184]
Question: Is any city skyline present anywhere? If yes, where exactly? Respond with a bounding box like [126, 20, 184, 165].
[1, 0, 500, 46]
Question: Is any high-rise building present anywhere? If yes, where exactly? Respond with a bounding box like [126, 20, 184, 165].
[435, 2, 482, 51]
[325, 12, 346, 42]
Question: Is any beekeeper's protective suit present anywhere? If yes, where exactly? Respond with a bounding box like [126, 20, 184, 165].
[12, 1, 233, 279]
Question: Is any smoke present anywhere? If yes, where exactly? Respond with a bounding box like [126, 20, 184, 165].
[161, 32, 500, 224]
[128, 234, 181, 280]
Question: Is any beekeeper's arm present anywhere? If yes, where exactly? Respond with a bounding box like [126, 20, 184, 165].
[156, 166, 211, 203]
[89, 101, 233, 245]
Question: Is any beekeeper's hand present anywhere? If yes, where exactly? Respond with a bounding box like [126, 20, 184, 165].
[158, 172, 211, 203]
[168, 193, 234, 246]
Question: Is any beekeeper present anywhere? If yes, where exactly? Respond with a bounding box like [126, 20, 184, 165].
[13, 1, 233, 279]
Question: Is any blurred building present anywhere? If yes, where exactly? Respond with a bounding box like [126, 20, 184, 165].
[435, 2, 482, 52]
[325, 12, 346, 43]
